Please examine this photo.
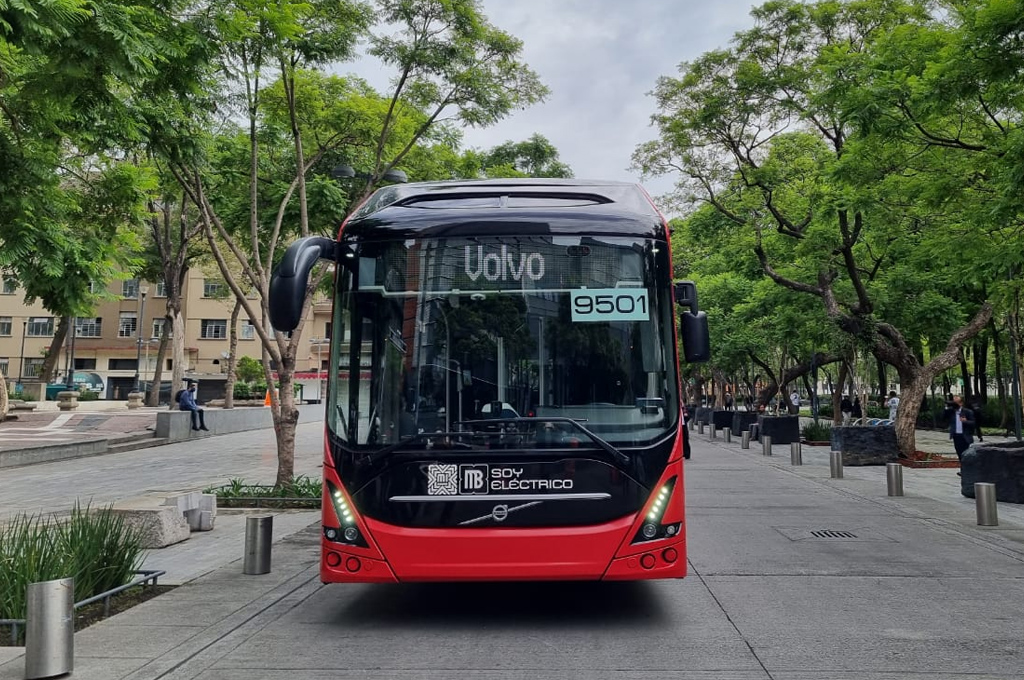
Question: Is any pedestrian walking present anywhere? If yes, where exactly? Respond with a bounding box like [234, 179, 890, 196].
[948, 395, 975, 463]
[840, 395, 852, 426]
[886, 390, 900, 421]
[851, 397, 862, 420]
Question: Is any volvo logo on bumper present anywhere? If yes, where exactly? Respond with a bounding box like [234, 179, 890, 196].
[491, 505, 509, 522]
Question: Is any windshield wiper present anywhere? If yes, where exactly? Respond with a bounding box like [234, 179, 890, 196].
[457, 416, 631, 466]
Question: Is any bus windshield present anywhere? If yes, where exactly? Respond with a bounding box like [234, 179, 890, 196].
[328, 235, 679, 449]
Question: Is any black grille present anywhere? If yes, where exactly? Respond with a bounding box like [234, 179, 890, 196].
[810, 530, 858, 539]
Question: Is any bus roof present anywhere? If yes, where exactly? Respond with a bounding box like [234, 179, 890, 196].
[344, 178, 666, 240]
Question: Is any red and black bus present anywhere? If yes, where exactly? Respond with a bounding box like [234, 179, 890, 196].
[269, 179, 709, 582]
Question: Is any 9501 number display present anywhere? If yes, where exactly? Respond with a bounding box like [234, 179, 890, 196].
[570, 288, 650, 322]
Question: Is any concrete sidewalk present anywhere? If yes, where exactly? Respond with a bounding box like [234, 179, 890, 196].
[3, 430, 1023, 679]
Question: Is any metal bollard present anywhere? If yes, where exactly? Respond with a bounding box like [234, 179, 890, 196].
[723, 427, 731, 443]
[25, 578, 74, 680]
[790, 441, 802, 466]
[762, 435, 772, 456]
[698, 422, 704, 434]
[886, 463, 904, 496]
[830, 451, 844, 478]
[243, 515, 274, 575]
[688, 418, 694, 431]
[741, 431, 750, 449]
[710, 424, 717, 439]
[975, 483, 998, 526]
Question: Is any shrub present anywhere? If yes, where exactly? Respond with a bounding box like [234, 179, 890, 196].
[801, 421, 832, 442]
[0, 503, 145, 628]
[77, 390, 99, 401]
[232, 382, 252, 400]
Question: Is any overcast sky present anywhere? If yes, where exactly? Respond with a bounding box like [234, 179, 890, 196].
[343, 1, 761, 211]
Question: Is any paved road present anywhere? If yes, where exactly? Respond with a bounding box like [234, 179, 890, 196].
[4, 429, 1024, 679]
[0, 421, 324, 521]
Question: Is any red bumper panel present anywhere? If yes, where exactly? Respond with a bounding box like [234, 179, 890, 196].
[363, 514, 636, 581]
[321, 547, 399, 583]
[603, 537, 686, 580]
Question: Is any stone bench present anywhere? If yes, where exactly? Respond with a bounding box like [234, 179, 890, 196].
[9, 400, 37, 411]
[110, 490, 217, 548]
[155, 403, 323, 441]
[961, 441, 1024, 503]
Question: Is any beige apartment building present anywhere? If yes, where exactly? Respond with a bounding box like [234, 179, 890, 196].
[0, 269, 331, 401]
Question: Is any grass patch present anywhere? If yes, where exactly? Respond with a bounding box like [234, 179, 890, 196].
[204, 475, 322, 509]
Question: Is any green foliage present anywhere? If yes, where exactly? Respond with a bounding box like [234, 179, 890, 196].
[0, 503, 146, 627]
[232, 382, 252, 400]
[77, 390, 99, 401]
[235, 356, 264, 384]
[204, 476, 321, 506]
[801, 421, 832, 442]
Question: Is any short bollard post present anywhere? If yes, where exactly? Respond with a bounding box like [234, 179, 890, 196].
[243, 515, 274, 575]
[724, 427, 732, 443]
[741, 431, 750, 449]
[698, 421, 704, 435]
[975, 483, 998, 526]
[790, 441, 802, 466]
[710, 424, 717, 439]
[762, 435, 772, 456]
[24, 578, 74, 680]
[886, 463, 904, 496]
[688, 418, 694, 431]
[830, 451, 844, 478]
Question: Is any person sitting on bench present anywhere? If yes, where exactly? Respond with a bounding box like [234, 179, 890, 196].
[178, 380, 208, 431]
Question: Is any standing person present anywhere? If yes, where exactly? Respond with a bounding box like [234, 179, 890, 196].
[840, 395, 853, 426]
[886, 390, 900, 421]
[179, 380, 209, 431]
[948, 395, 975, 463]
[724, 391, 734, 411]
[851, 397, 862, 420]
[971, 397, 985, 442]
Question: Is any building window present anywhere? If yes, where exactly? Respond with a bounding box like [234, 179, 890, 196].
[154, 281, 167, 297]
[152, 318, 170, 339]
[0, 317, 10, 336]
[166, 358, 173, 370]
[74, 358, 97, 370]
[325, 322, 332, 339]
[23, 358, 44, 377]
[201, 319, 227, 339]
[240, 321, 256, 340]
[203, 279, 226, 298]
[0, 358, 8, 376]
[2, 277, 16, 295]
[118, 312, 137, 338]
[108, 358, 138, 371]
[75, 317, 102, 338]
[26, 317, 54, 337]
[122, 279, 139, 299]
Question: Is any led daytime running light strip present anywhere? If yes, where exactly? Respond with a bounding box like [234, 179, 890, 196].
[647, 481, 673, 521]
[328, 482, 356, 526]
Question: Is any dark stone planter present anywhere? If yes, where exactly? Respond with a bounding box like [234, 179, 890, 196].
[731, 411, 759, 434]
[756, 415, 799, 445]
[960, 442, 1024, 503]
[829, 426, 899, 466]
[712, 410, 733, 429]
[695, 407, 713, 425]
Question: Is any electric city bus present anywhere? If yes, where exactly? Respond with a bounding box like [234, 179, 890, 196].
[269, 179, 710, 582]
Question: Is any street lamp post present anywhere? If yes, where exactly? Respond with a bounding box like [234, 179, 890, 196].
[132, 286, 149, 393]
[65, 317, 77, 390]
[17, 319, 27, 387]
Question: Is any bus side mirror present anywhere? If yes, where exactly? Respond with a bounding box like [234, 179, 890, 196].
[269, 237, 337, 332]
[674, 280, 710, 363]
[680, 311, 710, 363]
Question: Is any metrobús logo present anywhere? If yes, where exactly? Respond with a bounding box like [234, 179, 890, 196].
[426, 464, 573, 496]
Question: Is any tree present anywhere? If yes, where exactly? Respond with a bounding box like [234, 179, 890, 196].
[475, 133, 573, 178]
[165, 0, 546, 486]
[634, 0, 995, 456]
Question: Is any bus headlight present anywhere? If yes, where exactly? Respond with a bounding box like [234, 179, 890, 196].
[324, 480, 368, 547]
[632, 477, 679, 544]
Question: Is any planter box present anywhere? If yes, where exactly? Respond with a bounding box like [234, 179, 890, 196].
[712, 410, 734, 429]
[960, 441, 1024, 503]
[731, 411, 759, 434]
[756, 415, 799, 445]
[829, 426, 899, 465]
[695, 407, 713, 425]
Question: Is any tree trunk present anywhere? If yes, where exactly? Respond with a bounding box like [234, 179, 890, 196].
[39, 316, 69, 384]
[273, 367, 300, 487]
[876, 357, 887, 402]
[224, 298, 241, 409]
[892, 367, 929, 458]
[146, 320, 170, 406]
[834, 361, 849, 425]
[993, 325, 1008, 431]
[170, 300, 186, 409]
[0, 374, 8, 422]
[960, 354, 972, 402]
[974, 336, 988, 402]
